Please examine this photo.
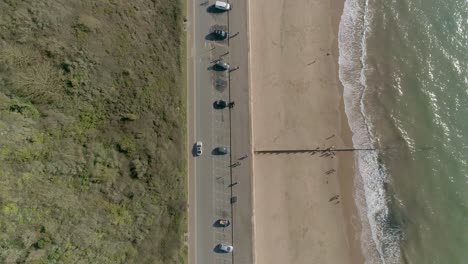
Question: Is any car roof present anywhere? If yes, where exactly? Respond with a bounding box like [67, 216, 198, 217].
[215, 1, 228, 6]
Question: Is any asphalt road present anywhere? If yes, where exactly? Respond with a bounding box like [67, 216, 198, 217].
[187, 0, 253, 263]
[188, 1, 232, 264]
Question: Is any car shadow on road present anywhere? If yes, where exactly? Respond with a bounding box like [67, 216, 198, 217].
[191, 144, 198, 157]
[213, 78, 227, 92]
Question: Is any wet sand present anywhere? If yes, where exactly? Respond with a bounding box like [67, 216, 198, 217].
[248, 0, 364, 263]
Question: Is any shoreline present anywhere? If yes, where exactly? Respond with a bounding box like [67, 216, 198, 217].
[331, 0, 366, 262]
[249, 0, 365, 262]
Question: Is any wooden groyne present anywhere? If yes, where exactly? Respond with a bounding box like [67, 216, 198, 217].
[254, 147, 376, 155]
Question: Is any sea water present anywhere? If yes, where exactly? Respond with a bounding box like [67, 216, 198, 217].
[338, 0, 468, 263]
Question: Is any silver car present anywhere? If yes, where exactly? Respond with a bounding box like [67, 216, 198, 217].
[217, 243, 233, 253]
[214, 1, 231, 11]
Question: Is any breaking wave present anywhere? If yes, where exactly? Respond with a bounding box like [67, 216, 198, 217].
[338, 0, 402, 263]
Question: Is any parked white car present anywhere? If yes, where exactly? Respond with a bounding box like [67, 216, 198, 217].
[215, 1, 231, 11]
[196, 141, 203, 156]
[217, 243, 233, 253]
[212, 29, 228, 40]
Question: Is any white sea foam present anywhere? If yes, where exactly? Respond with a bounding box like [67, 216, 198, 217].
[338, 0, 401, 263]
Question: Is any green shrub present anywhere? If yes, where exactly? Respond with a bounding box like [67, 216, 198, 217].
[34, 236, 51, 249]
[0, 0, 187, 262]
[117, 136, 137, 154]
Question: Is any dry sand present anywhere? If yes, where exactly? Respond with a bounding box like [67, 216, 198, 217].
[248, 0, 364, 263]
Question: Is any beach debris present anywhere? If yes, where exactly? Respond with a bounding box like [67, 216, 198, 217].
[325, 169, 336, 175]
[307, 60, 316, 66]
[329, 195, 339, 202]
[325, 134, 335, 140]
[334, 201, 340, 205]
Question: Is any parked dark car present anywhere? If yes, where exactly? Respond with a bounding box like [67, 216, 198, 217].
[216, 146, 229, 155]
[213, 60, 230, 71]
[214, 100, 227, 109]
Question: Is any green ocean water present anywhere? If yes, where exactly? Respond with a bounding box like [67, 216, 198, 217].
[339, 0, 468, 263]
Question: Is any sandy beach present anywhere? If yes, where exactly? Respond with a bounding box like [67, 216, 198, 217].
[249, 0, 364, 263]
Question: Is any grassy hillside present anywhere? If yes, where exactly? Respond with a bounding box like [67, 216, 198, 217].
[0, 0, 187, 263]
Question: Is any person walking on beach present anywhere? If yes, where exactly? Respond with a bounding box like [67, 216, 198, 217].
[239, 154, 248, 160]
